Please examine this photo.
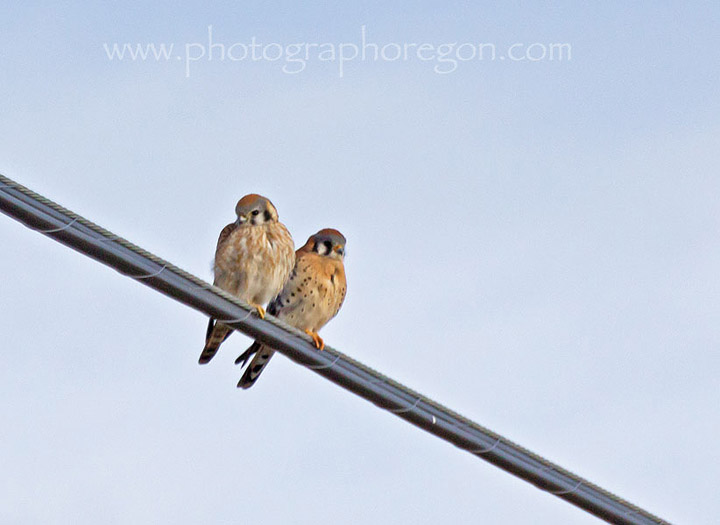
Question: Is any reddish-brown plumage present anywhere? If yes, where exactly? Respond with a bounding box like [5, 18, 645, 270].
[236, 229, 348, 388]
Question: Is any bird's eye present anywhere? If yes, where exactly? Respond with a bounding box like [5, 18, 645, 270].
[251, 210, 260, 216]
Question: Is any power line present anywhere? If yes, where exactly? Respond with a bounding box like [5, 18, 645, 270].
[0, 173, 667, 525]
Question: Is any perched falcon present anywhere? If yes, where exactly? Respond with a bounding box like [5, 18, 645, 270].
[235, 228, 347, 388]
[198, 194, 295, 364]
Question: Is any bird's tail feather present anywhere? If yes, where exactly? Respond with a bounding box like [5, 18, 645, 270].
[236, 342, 275, 389]
[234, 340, 260, 367]
[198, 318, 232, 364]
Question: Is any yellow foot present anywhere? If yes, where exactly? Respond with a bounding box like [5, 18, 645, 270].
[251, 304, 266, 319]
[304, 329, 325, 350]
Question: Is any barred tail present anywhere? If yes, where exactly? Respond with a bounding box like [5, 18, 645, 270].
[199, 318, 232, 364]
[236, 342, 275, 389]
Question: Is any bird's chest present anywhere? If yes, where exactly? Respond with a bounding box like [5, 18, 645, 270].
[215, 228, 274, 283]
[304, 263, 337, 309]
[227, 230, 272, 264]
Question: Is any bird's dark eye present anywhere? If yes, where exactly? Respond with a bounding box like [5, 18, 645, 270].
[251, 210, 260, 216]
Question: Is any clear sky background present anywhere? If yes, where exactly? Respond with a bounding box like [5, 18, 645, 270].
[1, 2, 719, 524]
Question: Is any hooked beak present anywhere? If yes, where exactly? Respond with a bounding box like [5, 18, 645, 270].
[334, 245, 344, 256]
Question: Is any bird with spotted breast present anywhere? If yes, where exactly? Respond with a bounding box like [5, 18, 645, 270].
[235, 228, 347, 388]
[198, 194, 295, 364]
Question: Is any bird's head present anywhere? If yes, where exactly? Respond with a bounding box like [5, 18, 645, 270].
[307, 228, 346, 260]
[235, 194, 278, 226]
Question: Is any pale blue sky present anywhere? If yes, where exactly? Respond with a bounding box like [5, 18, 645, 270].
[1, 3, 719, 524]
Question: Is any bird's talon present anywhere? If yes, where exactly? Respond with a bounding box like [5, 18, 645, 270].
[305, 330, 324, 350]
[253, 304, 266, 319]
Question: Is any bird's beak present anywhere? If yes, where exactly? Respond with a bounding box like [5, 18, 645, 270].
[334, 245, 344, 255]
[238, 214, 248, 224]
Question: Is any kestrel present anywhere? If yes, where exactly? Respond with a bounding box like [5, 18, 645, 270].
[199, 194, 295, 364]
[235, 228, 347, 388]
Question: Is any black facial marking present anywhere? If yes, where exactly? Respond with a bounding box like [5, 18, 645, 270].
[263, 210, 272, 222]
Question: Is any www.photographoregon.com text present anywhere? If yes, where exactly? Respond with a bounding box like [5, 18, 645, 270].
[103, 25, 572, 77]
